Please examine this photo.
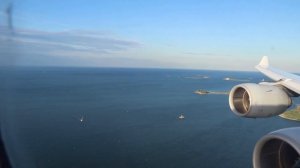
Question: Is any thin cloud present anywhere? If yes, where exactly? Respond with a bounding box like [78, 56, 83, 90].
[183, 52, 232, 57]
[0, 28, 140, 53]
[0, 27, 141, 66]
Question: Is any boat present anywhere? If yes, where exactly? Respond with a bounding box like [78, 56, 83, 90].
[80, 116, 84, 122]
[178, 114, 185, 119]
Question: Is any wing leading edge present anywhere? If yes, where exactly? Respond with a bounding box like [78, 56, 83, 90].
[255, 56, 300, 94]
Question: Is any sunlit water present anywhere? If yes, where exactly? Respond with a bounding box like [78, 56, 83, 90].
[0, 67, 299, 168]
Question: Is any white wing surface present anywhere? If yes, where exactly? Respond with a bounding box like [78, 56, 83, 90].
[255, 56, 300, 94]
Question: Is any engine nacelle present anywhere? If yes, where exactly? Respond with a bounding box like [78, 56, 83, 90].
[229, 83, 292, 118]
[253, 127, 300, 168]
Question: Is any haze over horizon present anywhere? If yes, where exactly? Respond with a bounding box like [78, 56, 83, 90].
[1, 0, 300, 72]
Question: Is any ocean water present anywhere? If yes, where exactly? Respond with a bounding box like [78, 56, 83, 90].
[0, 67, 299, 168]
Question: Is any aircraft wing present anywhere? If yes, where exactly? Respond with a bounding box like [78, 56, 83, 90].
[255, 56, 300, 94]
[229, 56, 300, 167]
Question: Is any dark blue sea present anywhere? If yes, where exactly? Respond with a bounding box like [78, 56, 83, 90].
[0, 67, 299, 168]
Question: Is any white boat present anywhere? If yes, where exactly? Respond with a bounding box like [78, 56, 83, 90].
[178, 114, 185, 119]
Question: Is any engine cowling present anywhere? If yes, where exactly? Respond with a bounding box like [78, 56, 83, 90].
[229, 83, 292, 118]
[253, 127, 300, 168]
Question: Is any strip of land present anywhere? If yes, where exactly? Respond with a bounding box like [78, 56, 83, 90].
[279, 106, 300, 121]
[185, 75, 209, 79]
[194, 90, 229, 95]
[223, 77, 250, 82]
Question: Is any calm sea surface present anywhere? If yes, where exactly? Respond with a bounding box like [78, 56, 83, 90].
[0, 67, 299, 168]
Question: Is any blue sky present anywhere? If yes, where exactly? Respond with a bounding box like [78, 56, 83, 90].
[1, 0, 300, 71]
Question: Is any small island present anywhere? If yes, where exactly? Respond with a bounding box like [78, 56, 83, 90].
[223, 77, 250, 82]
[185, 75, 209, 79]
[194, 89, 229, 95]
[279, 106, 300, 121]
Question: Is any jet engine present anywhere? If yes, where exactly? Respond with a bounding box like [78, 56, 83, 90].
[253, 127, 300, 168]
[229, 83, 292, 118]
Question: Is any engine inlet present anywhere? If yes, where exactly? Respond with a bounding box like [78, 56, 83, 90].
[231, 87, 250, 115]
